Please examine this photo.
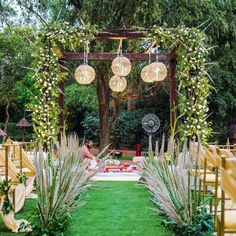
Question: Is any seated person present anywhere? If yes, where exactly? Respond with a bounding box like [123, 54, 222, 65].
[80, 140, 97, 169]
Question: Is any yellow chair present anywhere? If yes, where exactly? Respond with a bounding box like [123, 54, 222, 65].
[190, 142, 216, 205]
[5, 138, 35, 175]
[203, 145, 223, 214]
[218, 148, 236, 158]
[216, 157, 236, 235]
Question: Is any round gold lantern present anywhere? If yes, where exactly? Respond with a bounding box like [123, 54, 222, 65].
[111, 56, 132, 77]
[148, 62, 167, 81]
[109, 75, 127, 92]
[141, 65, 154, 83]
[74, 64, 96, 84]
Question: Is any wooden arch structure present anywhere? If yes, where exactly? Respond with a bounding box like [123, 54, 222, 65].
[58, 29, 177, 131]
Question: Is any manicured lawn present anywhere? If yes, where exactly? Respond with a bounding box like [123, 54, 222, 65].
[0, 182, 171, 236]
[66, 181, 171, 236]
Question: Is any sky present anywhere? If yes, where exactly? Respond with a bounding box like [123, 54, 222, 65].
[0, 0, 40, 28]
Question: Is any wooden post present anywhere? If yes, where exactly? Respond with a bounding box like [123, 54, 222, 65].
[19, 144, 23, 175]
[22, 127, 25, 143]
[169, 52, 177, 128]
[5, 145, 8, 183]
[58, 60, 65, 143]
[221, 155, 226, 235]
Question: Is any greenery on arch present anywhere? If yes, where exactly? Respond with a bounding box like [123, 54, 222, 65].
[149, 25, 212, 140]
[29, 22, 98, 144]
[31, 22, 211, 145]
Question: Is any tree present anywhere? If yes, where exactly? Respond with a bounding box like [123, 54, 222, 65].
[64, 82, 98, 133]
[0, 27, 33, 132]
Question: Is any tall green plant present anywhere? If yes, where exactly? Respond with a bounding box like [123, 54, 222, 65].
[34, 134, 106, 235]
[139, 137, 213, 234]
[140, 139, 193, 223]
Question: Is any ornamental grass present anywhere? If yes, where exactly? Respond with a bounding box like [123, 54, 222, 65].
[139, 136, 214, 235]
[33, 134, 107, 235]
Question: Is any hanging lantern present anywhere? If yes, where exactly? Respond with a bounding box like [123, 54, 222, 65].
[75, 64, 96, 84]
[111, 56, 132, 77]
[109, 75, 127, 92]
[141, 65, 154, 83]
[148, 62, 167, 81]
[75, 42, 95, 85]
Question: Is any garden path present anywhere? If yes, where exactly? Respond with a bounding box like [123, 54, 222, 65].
[0, 182, 171, 235]
[66, 181, 171, 236]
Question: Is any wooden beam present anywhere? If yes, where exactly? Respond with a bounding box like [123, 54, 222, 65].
[144, 41, 157, 54]
[94, 29, 148, 39]
[61, 52, 176, 62]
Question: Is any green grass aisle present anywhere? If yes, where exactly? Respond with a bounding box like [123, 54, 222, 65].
[0, 182, 172, 235]
[66, 181, 171, 236]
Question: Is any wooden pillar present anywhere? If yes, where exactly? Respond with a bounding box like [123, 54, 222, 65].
[22, 127, 25, 143]
[58, 60, 65, 142]
[5, 145, 9, 182]
[169, 52, 177, 128]
[19, 144, 23, 175]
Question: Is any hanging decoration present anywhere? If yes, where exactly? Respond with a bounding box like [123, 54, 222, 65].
[75, 64, 95, 84]
[109, 75, 127, 92]
[75, 43, 95, 84]
[141, 51, 154, 83]
[148, 62, 167, 82]
[111, 39, 131, 77]
[141, 47, 167, 82]
[141, 64, 154, 83]
[111, 56, 132, 76]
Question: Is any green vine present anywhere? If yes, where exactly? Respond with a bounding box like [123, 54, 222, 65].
[150, 26, 212, 141]
[30, 22, 98, 145]
[17, 173, 28, 185]
[0, 181, 14, 215]
[31, 23, 211, 144]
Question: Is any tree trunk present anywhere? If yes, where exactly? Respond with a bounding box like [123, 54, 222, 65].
[4, 97, 10, 133]
[97, 69, 111, 151]
[127, 94, 132, 111]
[127, 78, 136, 111]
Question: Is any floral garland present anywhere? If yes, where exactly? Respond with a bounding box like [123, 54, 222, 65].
[17, 173, 28, 185]
[150, 26, 211, 141]
[0, 181, 14, 215]
[31, 23, 211, 144]
[30, 22, 97, 145]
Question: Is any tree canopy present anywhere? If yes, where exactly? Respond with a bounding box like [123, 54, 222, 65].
[0, 0, 235, 144]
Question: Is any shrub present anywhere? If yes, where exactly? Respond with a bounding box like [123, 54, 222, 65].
[81, 115, 100, 141]
[111, 110, 146, 147]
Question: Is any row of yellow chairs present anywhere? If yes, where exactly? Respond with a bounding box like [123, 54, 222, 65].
[190, 142, 236, 235]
